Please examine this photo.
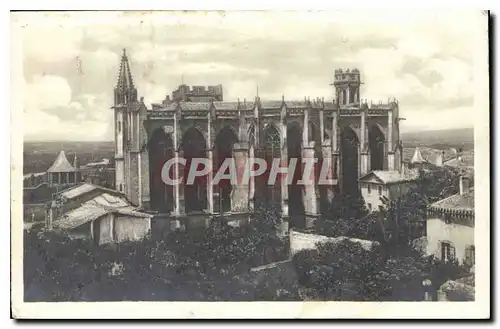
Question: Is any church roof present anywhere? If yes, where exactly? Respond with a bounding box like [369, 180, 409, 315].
[46, 151, 76, 173]
[411, 147, 428, 164]
[179, 102, 212, 111]
[260, 100, 283, 109]
[212, 101, 242, 110]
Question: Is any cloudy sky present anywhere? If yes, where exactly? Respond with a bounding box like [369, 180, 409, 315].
[14, 11, 485, 141]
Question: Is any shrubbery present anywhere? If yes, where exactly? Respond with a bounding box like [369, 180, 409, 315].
[24, 202, 288, 302]
[291, 239, 446, 301]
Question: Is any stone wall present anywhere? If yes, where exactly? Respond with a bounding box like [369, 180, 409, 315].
[289, 230, 378, 256]
[114, 215, 151, 243]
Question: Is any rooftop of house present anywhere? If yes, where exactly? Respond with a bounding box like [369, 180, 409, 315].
[428, 190, 474, 212]
[53, 185, 152, 230]
[444, 156, 474, 168]
[403, 147, 474, 168]
[54, 204, 151, 230]
[56, 182, 123, 201]
[359, 169, 420, 185]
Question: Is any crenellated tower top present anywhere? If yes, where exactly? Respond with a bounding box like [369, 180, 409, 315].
[332, 68, 361, 107]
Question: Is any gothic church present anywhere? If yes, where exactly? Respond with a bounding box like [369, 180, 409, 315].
[113, 49, 403, 230]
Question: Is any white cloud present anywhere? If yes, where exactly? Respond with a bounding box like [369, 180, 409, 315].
[17, 11, 483, 141]
[22, 27, 83, 63]
[23, 75, 113, 141]
[24, 75, 72, 113]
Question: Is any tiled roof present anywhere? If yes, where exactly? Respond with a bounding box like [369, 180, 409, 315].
[359, 170, 419, 184]
[179, 102, 211, 111]
[285, 101, 309, 108]
[55, 204, 108, 230]
[212, 101, 239, 110]
[429, 190, 474, 211]
[58, 183, 122, 200]
[54, 192, 151, 230]
[87, 193, 129, 208]
[444, 157, 474, 168]
[59, 183, 97, 199]
[46, 151, 76, 173]
[162, 103, 179, 111]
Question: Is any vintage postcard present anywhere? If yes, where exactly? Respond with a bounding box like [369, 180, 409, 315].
[11, 10, 490, 319]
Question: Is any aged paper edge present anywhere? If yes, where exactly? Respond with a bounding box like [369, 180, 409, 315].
[10, 11, 491, 319]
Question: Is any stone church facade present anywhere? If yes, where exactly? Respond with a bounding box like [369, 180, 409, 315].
[113, 49, 403, 229]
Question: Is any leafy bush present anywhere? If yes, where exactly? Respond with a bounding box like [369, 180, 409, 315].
[24, 202, 289, 301]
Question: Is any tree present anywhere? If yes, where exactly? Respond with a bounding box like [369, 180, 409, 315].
[291, 239, 386, 300]
[324, 190, 368, 222]
[291, 238, 435, 301]
[376, 166, 463, 246]
[316, 190, 377, 240]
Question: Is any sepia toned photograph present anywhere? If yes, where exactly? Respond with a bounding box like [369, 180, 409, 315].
[10, 10, 490, 319]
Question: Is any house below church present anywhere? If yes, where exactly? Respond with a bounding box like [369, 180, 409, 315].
[45, 183, 153, 245]
[426, 176, 474, 266]
[358, 168, 420, 212]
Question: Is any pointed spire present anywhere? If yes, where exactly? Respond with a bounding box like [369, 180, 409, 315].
[411, 147, 428, 164]
[47, 150, 76, 173]
[116, 48, 135, 90]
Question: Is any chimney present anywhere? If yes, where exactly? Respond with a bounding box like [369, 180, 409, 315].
[459, 176, 470, 195]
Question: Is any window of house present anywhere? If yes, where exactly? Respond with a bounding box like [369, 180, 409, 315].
[118, 121, 121, 133]
[465, 245, 475, 267]
[378, 186, 383, 195]
[367, 184, 371, 194]
[440, 242, 455, 262]
[119, 184, 123, 192]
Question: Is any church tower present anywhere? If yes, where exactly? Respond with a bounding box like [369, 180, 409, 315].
[112, 49, 150, 209]
[332, 68, 361, 106]
[113, 49, 137, 195]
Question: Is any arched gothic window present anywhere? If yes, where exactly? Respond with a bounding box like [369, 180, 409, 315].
[264, 125, 281, 205]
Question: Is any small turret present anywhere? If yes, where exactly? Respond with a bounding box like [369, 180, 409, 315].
[73, 154, 79, 169]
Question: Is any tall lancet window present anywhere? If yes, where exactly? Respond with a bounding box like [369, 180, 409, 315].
[264, 125, 281, 206]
